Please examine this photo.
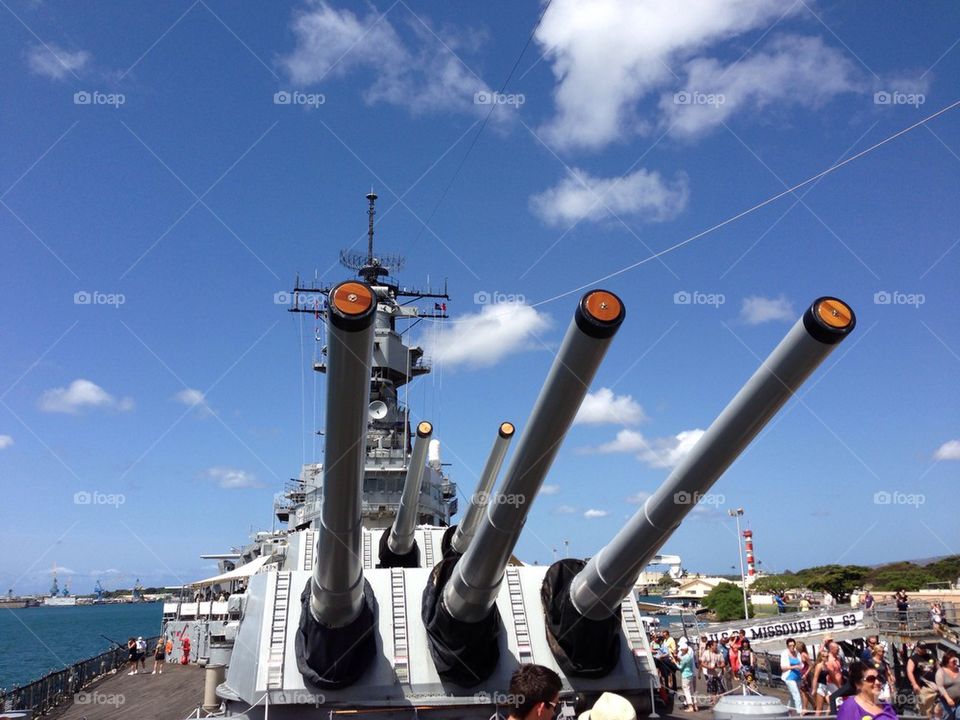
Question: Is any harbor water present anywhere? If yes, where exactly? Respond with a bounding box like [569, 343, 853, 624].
[0, 603, 162, 690]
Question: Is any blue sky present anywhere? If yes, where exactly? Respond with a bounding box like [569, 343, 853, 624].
[1, 0, 959, 594]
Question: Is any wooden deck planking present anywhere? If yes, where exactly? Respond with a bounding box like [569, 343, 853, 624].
[48, 663, 205, 720]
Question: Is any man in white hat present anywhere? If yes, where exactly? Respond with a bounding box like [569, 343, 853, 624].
[579, 692, 637, 720]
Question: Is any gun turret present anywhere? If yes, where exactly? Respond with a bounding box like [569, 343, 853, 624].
[296, 280, 378, 689]
[448, 422, 515, 556]
[544, 297, 856, 677]
[422, 290, 624, 685]
[379, 421, 433, 568]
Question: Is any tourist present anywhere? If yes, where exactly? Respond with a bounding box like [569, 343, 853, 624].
[152, 638, 166, 675]
[896, 590, 909, 629]
[936, 652, 960, 720]
[679, 644, 699, 712]
[822, 592, 835, 608]
[800, 596, 811, 612]
[730, 631, 745, 690]
[863, 590, 875, 611]
[738, 639, 757, 691]
[126, 637, 139, 675]
[662, 630, 677, 659]
[136, 636, 147, 672]
[812, 649, 832, 715]
[908, 642, 940, 719]
[836, 661, 899, 720]
[863, 637, 880, 663]
[505, 663, 562, 720]
[798, 641, 814, 712]
[701, 639, 725, 704]
[720, 636, 732, 689]
[829, 642, 855, 714]
[579, 692, 637, 720]
[781, 638, 805, 714]
[869, 646, 894, 703]
[932, 604, 944, 634]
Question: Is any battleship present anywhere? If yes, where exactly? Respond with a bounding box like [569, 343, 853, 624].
[158, 193, 856, 718]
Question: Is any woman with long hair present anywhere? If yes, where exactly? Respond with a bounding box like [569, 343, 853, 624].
[812, 649, 831, 715]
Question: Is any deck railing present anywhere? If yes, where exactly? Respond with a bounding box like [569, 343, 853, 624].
[0, 635, 161, 719]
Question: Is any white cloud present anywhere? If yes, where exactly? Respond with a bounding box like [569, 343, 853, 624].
[739, 295, 795, 325]
[0, 435, 13, 449]
[280, 1, 490, 117]
[428, 301, 551, 368]
[530, 167, 688, 227]
[627, 491, 650, 504]
[586, 427, 705, 469]
[659, 35, 861, 138]
[535, 0, 797, 149]
[584, 508, 609, 519]
[27, 43, 90, 80]
[39, 379, 134, 414]
[554, 504, 578, 515]
[575, 387, 646, 425]
[173, 388, 213, 416]
[934, 440, 960, 461]
[541, 484, 560, 496]
[202, 467, 262, 489]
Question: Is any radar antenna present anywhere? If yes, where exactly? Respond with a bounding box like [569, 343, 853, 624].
[339, 191, 405, 283]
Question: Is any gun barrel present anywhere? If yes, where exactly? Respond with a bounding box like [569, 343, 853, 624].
[387, 421, 434, 556]
[309, 281, 377, 628]
[449, 422, 515, 556]
[443, 290, 625, 622]
[569, 297, 855, 620]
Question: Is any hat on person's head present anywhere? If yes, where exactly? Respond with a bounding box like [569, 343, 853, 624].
[578, 693, 637, 720]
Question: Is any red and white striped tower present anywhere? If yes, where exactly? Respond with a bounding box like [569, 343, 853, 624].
[743, 529, 756, 576]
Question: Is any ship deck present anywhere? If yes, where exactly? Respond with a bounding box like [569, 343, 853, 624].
[46, 663, 204, 720]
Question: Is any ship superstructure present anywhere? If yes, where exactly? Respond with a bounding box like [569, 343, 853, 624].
[160, 194, 858, 719]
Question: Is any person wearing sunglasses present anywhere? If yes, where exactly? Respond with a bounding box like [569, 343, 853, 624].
[507, 663, 563, 720]
[835, 661, 899, 720]
[936, 652, 960, 720]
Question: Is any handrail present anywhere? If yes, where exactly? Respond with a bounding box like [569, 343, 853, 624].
[0, 635, 161, 719]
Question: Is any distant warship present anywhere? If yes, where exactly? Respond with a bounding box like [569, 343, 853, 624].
[161, 193, 856, 718]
